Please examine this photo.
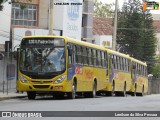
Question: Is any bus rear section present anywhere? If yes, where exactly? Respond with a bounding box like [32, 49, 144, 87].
[101, 49, 132, 97]
[130, 58, 148, 96]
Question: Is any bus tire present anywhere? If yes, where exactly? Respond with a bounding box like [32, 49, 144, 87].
[140, 86, 144, 97]
[68, 81, 76, 99]
[53, 92, 64, 99]
[131, 85, 137, 96]
[84, 81, 97, 98]
[111, 82, 115, 96]
[27, 91, 36, 100]
[122, 83, 127, 97]
[91, 81, 97, 98]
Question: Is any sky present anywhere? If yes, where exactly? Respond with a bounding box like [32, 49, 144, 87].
[99, 0, 160, 14]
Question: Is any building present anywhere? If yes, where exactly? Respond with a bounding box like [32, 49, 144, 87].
[82, 0, 94, 43]
[1, 0, 92, 51]
[152, 14, 160, 57]
[93, 16, 160, 56]
[0, 0, 12, 51]
[93, 17, 113, 49]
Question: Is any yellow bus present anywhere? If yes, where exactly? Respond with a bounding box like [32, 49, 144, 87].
[100, 49, 148, 97]
[130, 58, 148, 96]
[16, 36, 108, 99]
[101, 49, 132, 96]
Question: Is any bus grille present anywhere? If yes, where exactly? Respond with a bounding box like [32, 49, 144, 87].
[33, 85, 50, 89]
[31, 80, 52, 84]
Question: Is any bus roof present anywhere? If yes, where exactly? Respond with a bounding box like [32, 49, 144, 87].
[21, 36, 147, 66]
[106, 48, 130, 59]
[106, 48, 147, 66]
[131, 57, 147, 66]
[22, 35, 106, 51]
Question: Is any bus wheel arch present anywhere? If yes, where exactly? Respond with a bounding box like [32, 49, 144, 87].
[123, 81, 127, 97]
[68, 77, 77, 99]
[141, 85, 145, 97]
[84, 78, 97, 98]
[92, 78, 97, 97]
[73, 77, 77, 90]
[111, 80, 115, 96]
[131, 83, 137, 96]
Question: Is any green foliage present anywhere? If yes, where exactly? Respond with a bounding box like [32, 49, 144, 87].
[117, 0, 156, 73]
[0, 0, 32, 11]
[0, 0, 3, 4]
[94, 0, 114, 17]
[152, 64, 160, 76]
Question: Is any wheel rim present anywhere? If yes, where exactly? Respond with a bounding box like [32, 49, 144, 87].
[93, 83, 96, 97]
[72, 83, 76, 99]
[134, 86, 136, 96]
[134, 89, 136, 96]
[111, 84, 115, 96]
[123, 85, 126, 96]
[142, 87, 144, 96]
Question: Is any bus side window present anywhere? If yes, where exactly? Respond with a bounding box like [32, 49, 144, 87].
[76, 46, 82, 64]
[105, 52, 108, 75]
[101, 51, 105, 68]
[96, 50, 98, 67]
[72, 45, 76, 64]
[82, 47, 87, 65]
[93, 49, 96, 66]
[88, 48, 92, 66]
[68, 43, 72, 64]
[75, 45, 78, 64]
[98, 51, 102, 67]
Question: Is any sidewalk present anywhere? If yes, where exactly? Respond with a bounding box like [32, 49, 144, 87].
[0, 92, 27, 101]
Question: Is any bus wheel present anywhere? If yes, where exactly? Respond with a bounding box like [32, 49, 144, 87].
[140, 86, 144, 97]
[131, 86, 137, 96]
[122, 83, 127, 97]
[27, 91, 36, 100]
[91, 81, 97, 98]
[84, 81, 97, 98]
[111, 83, 115, 96]
[53, 93, 64, 99]
[68, 81, 76, 99]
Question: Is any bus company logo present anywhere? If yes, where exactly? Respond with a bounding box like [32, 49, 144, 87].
[142, 1, 159, 10]
[75, 66, 82, 74]
[2, 112, 11, 117]
[67, 0, 80, 21]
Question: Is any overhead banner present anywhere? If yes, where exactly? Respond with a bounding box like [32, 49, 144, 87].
[54, 0, 83, 40]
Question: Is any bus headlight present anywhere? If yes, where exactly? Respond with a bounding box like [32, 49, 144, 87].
[20, 75, 28, 83]
[55, 75, 66, 84]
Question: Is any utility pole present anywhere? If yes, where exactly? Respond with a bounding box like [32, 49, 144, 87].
[112, 0, 118, 51]
[49, 0, 53, 35]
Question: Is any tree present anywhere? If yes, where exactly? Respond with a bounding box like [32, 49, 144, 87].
[117, 0, 156, 73]
[142, 11, 157, 73]
[94, 0, 114, 17]
[152, 64, 160, 76]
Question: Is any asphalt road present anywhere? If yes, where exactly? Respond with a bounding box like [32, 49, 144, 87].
[0, 94, 160, 120]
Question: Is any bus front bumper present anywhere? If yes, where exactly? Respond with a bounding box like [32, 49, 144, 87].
[16, 81, 69, 92]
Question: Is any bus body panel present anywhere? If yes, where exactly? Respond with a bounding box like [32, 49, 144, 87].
[16, 36, 107, 95]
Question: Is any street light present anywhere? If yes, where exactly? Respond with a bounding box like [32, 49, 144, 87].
[112, 0, 118, 51]
[49, 0, 53, 35]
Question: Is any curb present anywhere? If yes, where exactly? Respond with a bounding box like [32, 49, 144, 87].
[0, 95, 27, 101]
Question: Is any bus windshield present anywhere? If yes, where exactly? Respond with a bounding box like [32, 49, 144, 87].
[20, 47, 65, 73]
[19, 38, 65, 76]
